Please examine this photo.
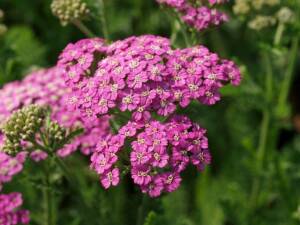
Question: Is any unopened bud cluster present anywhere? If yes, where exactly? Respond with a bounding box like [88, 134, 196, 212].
[46, 121, 67, 145]
[233, 0, 294, 31]
[51, 0, 90, 26]
[0, 9, 7, 36]
[1, 105, 46, 154]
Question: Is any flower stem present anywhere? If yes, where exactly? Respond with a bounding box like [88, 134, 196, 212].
[277, 37, 299, 116]
[98, 0, 110, 40]
[249, 109, 270, 210]
[170, 20, 179, 47]
[274, 23, 285, 46]
[249, 51, 273, 211]
[43, 160, 55, 225]
[72, 19, 95, 38]
[137, 195, 147, 225]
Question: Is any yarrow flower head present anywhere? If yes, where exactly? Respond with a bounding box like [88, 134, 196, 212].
[91, 115, 211, 197]
[157, 0, 228, 31]
[0, 67, 110, 158]
[51, 0, 90, 26]
[57, 35, 241, 123]
[0, 192, 30, 225]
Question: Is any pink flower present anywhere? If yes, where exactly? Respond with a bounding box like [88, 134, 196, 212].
[100, 168, 120, 189]
[131, 166, 152, 185]
[191, 149, 212, 170]
[127, 72, 148, 89]
[30, 150, 48, 162]
[130, 150, 151, 166]
[0, 152, 25, 190]
[151, 148, 169, 168]
[0, 192, 30, 224]
[120, 91, 140, 111]
[141, 175, 164, 197]
[163, 172, 182, 192]
[91, 153, 113, 174]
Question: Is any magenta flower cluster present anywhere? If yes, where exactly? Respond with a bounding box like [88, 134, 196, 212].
[0, 67, 110, 159]
[56, 34, 241, 197]
[0, 192, 29, 225]
[0, 152, 26, 190]
[57, 35, 240, 123]
[91, 115, 211, 197]
[157, 0, 228, 31]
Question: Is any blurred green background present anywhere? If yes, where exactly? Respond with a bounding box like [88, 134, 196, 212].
[0, 0, 300, 225]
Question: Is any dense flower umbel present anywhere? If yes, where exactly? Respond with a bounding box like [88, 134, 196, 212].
[0, 67, 110, 158]
[0, 192, 30, 224]
[91, 116, 211, 197]
[157, 0, 228, 31]
[51, 0, 90, 26]
[0, 152, 26, 190]
[57, 35, 241, 122]
[1, 105, 46, 155]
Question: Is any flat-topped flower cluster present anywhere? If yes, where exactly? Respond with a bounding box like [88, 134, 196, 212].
[57, 34, 240, 196]
[0, 192, 29, 225]
[157, 0, 228, 31]
[58, 35, 240, 123]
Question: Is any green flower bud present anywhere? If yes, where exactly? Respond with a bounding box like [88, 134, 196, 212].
[233, 0, 251, 15]
[277, 7, 294, 24]
[2, 139, 22, 155]
[248, 15, 276, 30]
[1, 105, 46, 154]
[47, 121, 67, 145]
[51, 0, 90, 26]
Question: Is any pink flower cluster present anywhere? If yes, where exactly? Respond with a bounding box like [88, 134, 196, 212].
[0, 192, 29, 225]
[157, 0, 228, 31]
[0, 152, 26, 190]
[0, 67, 110, 159]
[91, 115, 211, 197]
[57, 35, 240, 122]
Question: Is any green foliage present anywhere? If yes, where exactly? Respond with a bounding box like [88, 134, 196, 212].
[0, 26, 46, 84]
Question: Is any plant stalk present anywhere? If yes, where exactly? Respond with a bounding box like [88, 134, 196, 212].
[137, 195, 147, 225]
[72, 19, 95, 38]
[277, 37, 299, 116]
[98, 0, 110, 40]
[249, 51, 273, 211]
[43, 161, 54, 225]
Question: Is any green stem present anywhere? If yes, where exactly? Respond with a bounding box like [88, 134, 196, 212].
[98, 0, 110, 40]
[249, 109, 270, 210]
[166, 8, 191, 47]
[136, 195, 147, 225]
[110, 118, 120, 134]
[249, 51, 273, 211]
[277, 37, 299, 116]
[53, 155, 77, 186]
[44, 161, 54, 225]
[170, 20, 179, 46]
[264, 52, 273, 102]
[177, 18, 191, 47]
[72, 19, 95, 38]
[274, 23, 285, 46]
